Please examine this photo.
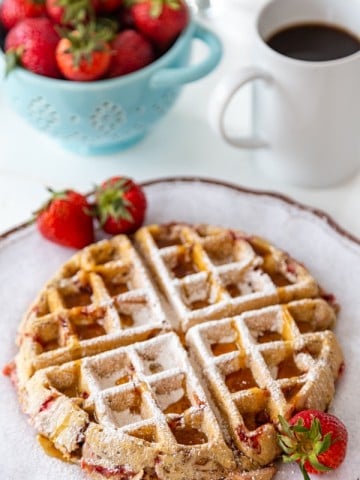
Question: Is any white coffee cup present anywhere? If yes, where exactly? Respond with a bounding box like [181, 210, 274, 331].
[209, 0, 360, 187]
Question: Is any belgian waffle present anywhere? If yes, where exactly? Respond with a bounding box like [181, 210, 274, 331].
[135, 224, 320, 332]
[10, 224, 344, 480]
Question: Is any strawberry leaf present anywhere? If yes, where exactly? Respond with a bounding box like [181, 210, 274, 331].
[167, 0, 181, 10]
[317, 432, 332, 454]
[60, 22, 113, 68]
[308, 454, 332, 472]
[95, 179, 135, 226]
[149, 0, 163, 17]
[55, 0, 95, 25]
[4, 46, 24, 76]
[124, 0, 182, 17]
[278, 415, 293, 437]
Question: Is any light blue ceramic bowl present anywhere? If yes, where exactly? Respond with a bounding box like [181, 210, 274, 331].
[0, 19, 222, 155]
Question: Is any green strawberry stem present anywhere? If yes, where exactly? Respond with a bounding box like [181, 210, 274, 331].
[59, 22, 114, 67]
[299, 463, 311, 480]
[95, 179, 134, 225]
[32, 188, 68, 218]
[4, 46, 24, 76]
[54, 0, 96, 25]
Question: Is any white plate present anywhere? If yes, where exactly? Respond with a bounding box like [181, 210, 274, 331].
[0, 177, 359, 479]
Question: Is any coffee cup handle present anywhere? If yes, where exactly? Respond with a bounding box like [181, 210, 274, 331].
[209, 67, 272, 148]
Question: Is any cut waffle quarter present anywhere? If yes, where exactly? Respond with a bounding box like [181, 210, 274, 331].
[8, 224, 344, 480]
[186, 300, 343, 466]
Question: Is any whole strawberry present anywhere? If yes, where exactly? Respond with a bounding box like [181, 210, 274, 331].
[55, 23, 113, 81]
[108, 29, 154, 77]
[36, 188, 95, 249]
[129, 0, 189, 51]
[5, 17, 61, 77]
[0, 0, 46, 31]
[95, 177, 147, 235]
[278, 410, 348, 479]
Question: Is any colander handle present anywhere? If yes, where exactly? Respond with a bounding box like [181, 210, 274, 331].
[149, 23, 222, 88]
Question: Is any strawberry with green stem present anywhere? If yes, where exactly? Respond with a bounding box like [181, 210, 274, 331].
[5, 17, 61, 77]
[94, 177, 147, 234]
[127, 0, 188, 50]
[55, 21, 115, 81]
[278, 410, 348, 479]
[35, 188, 95, 249]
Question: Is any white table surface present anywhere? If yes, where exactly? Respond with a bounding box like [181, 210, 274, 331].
[0, 0, 359, 238]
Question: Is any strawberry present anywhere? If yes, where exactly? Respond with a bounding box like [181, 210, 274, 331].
[128, 0, 189, 50]
[55, 23, 113, 81]
[36, 188, 95, 249]
[278, 410, 348, 479]
[0, 0, 46, 31]
[5, 17, 61, 77]
[94, 177, 147, 235]
[107, 29, 154, 77]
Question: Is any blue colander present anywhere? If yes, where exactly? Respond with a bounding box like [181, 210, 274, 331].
[0, 19, 222, 155]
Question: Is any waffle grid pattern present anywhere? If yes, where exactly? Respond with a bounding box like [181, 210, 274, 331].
[16, 235, 168, 385]
[25, 332, 237, 479]
[135, 224, 319, 331]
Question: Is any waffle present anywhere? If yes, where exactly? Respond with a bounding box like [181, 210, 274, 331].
[135, 224, 320, 332]
[186, 299, 343, 466]
[10, 224, 344, 480]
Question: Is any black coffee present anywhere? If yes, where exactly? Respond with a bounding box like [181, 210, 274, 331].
[267, 23, 360, 61]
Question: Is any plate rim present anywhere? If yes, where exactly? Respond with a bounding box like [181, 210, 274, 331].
[1, 176, 359, 246]
[0, 175, 357, 479]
